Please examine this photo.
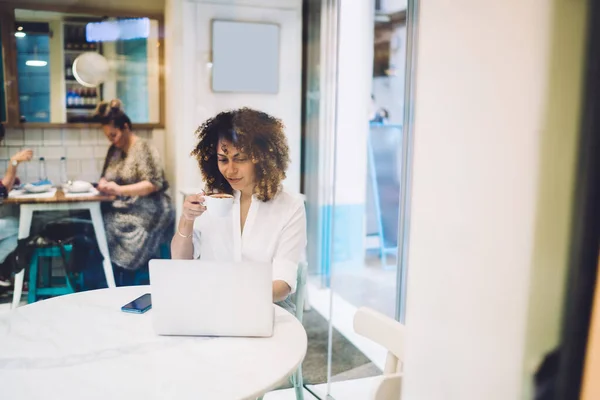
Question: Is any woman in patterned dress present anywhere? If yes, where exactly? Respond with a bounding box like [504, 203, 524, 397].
[97, 107, 174, 285]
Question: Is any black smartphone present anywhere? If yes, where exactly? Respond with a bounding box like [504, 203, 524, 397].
[121, 293, 152, 314]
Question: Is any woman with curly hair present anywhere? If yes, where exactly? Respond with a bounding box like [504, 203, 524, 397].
[171, 108, 306, 305]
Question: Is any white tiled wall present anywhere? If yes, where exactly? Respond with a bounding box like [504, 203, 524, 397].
[0, 128, 156, 185]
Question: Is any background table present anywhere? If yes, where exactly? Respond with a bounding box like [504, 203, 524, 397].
[0, 287, 308, 400]
[4, 189, 117, 309]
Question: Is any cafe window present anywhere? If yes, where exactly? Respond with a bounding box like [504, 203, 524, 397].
[2, 8, 162, 126]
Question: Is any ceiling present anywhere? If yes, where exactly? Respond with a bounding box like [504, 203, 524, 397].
[1, 0, 164, 16]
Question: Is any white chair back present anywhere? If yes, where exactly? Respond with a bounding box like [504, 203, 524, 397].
[354, 307, 405, 400]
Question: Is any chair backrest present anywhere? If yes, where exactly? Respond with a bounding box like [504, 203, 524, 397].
[291, 261, 308, 322]
[370, 373, 403, 400]
[354, 307, 405, 400]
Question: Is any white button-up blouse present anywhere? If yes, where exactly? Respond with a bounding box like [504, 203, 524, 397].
[192, 189, 306, 293]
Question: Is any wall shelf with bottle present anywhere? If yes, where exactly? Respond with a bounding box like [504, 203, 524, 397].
[66, 87, 99, 109]
[63, 21, 102, 122]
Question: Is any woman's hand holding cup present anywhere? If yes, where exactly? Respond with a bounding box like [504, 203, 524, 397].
[182, 193, 206, 221]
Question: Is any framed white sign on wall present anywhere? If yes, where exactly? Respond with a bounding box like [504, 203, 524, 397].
[211, 20, 280, 94]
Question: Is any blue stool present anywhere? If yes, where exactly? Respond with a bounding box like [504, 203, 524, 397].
[28, 245, 83, 303]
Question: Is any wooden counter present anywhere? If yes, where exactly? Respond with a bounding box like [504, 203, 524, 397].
[3, 189, 115, 204]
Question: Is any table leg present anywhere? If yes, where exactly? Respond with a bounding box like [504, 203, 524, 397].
[12, 207, 33, 309]
[89, 204, 116, 288]
[12, 271, 25, 309]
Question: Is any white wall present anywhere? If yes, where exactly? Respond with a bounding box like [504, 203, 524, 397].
[165, 0, 302, 217]
[0, 127, 160, 184]
[402, 1, 586, 399]
[334, 0, 374, 205]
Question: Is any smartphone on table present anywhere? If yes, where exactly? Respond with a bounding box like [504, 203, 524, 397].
[121, 293, 152, 314]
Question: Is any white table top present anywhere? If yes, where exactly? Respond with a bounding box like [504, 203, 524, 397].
[0, 287, 308, 400]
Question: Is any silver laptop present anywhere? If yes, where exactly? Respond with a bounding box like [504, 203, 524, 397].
[149, 259, 274, 337]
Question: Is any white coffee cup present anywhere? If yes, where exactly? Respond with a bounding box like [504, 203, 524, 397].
[203, 193, 234, 217]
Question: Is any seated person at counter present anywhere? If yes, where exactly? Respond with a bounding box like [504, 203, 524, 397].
[0, 124, 33, 286]
[95, 104, 175, 285]
[171, 108, 307, 308]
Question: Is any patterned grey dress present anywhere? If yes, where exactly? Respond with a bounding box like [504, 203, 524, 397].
[101, 138, 174, 270]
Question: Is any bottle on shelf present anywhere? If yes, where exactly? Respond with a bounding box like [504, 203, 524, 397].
[66, 89, 74, 107]
[65, 62, 72, 79]
[90, 88, 97, 105]
[71, 88, 79, 107]
[39, 157, 47, 182]
[60, 157, 68, 186]
[83, 88, 91, 106]
[73, 26, 81, 50]
[69, 89, 76, 107]
[68, 25, 77, 50]
[65, 25, 73, 49]
[90, 89, 97, 106]
[78, 88, 85, 106]
[78, 25, 86, 49]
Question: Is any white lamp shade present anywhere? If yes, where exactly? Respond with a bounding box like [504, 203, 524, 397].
[72, 52, 110, 87]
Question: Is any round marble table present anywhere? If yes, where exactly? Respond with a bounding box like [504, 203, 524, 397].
[0, 287, 307, 400]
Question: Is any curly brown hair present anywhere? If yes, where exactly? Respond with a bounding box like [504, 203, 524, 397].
[191, 108, 290, 202]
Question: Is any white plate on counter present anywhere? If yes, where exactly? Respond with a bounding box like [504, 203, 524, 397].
[64, 181, 93, 193]
[23, 184, 53, 193]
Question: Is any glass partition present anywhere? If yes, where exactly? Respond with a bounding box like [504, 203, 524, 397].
[302, 0, 414, 398]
